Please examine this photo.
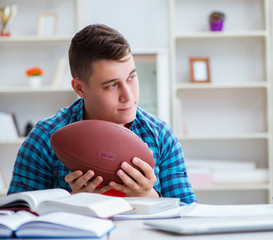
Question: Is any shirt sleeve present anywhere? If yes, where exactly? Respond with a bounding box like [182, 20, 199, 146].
[157, 123, 197, 205]
[8, 126, 54, 194]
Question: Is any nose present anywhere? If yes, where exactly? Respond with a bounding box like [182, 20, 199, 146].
[119, 84, 133, 103]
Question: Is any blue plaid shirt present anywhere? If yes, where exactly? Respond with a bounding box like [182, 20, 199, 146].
[8, 98, 196, 205]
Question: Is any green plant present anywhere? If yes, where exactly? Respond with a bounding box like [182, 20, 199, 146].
[209, 11, 225, 23]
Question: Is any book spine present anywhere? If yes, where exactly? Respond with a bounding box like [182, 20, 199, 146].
[0, 112, 19, 140]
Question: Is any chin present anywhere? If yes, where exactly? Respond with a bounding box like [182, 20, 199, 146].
[115, 112, 136, 125]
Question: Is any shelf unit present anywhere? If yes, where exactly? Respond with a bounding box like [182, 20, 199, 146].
[0, 0, 170, 194]
[0, 0, 80, 194]
[169, 0, 272, 204]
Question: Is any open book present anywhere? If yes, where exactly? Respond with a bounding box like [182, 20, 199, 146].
[0, 188, 133, 218]
[0, 211, 114, 238]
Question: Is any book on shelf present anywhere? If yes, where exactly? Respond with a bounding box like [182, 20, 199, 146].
[52, 57, 67, 88]
[187, 158, 256, 171]
[0, 188, 133, 219]
[0, 167, 7, 193]
[0, 112, 19, 141]
[0, 211, 114, 239]
[186, 159, 268, 186]
[213, 168, 269, 184]
[188, 168, 214, 187]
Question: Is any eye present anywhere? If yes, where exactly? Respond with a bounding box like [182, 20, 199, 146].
[104, 82, 118, 90]
[128, 74, 136, 81]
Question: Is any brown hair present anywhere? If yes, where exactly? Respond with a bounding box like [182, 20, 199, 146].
[69, 24, 131, 83]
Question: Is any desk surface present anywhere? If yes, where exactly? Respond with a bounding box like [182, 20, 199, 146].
[110, 220, 273, 240]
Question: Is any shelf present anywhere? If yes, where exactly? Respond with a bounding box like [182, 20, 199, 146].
[178, 133, 270, 141]
[175, 31, 268, 40]
[0, 86, 74, 94]
[0, 36, 72, 43]
[176, 82, 269, 90]
[170, 0, 272, 204]
[193, 183, 270, 192]
[0, 138, 25, 145]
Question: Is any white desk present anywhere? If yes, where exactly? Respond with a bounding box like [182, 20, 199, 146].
[110, 220, 273, 240]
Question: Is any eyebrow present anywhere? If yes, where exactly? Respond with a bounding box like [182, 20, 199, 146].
[102, 68, 136, 86]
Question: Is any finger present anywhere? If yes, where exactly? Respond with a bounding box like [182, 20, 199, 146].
[121, 162, 144, 182]
[73, 170, 95, 189]
[64, 170, 83, 184]
[84, 176, 104, 191]
[116, 168, 141, 190]
[108, 181, 128, 193]
[132, 157, 155, 180]
[93, 184, 113, 194]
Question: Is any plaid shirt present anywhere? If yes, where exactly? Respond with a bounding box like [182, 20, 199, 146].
[8, 98, 196, 205]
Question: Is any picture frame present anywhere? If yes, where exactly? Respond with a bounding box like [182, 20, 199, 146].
[38, 13, 58, 37]
[189, 57, 210, 83]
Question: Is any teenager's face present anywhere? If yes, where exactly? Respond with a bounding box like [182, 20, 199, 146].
[82, 54, 139, 125]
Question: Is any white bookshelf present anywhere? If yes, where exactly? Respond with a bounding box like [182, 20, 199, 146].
[169, 0, 272, 204]
[0, 0, 170, 195]
[0, 0, 79, 194]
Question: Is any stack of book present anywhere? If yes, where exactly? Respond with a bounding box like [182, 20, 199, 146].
[0, 188, 181, 238]
[187, 159, 269, 187]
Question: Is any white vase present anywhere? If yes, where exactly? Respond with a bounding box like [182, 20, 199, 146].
[28, 76, 42, 88]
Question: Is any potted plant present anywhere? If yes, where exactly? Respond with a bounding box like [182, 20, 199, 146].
[209, 11, 225, 31]
[26, 67, 43, 88]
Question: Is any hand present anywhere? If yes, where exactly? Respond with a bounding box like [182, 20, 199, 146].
[108, 157, 158, 197]
[65, 170, 112, 194]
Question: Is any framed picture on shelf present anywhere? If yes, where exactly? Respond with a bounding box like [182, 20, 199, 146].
[189, 57, 210, 83]
[37, 13, 58, 37]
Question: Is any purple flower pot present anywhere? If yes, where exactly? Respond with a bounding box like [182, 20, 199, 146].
[209, 18, 224, 31]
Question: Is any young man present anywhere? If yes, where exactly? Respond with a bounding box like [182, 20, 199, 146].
[8, 24, 196, 205]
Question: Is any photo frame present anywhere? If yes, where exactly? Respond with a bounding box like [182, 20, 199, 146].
[38, 13, 58, 37]
[189, 57, 210, 83]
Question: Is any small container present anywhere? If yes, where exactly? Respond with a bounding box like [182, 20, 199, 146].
[210, 18, 224, 31]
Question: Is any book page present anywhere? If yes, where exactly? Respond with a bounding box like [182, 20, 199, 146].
[0, 211, 35, 231]
[37, 192, 133, 218]
[0, 188, 70, 211]
[16, 212, 115, 238]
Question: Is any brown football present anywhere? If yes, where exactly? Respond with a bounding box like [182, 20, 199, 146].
[50, 120, 155, 185]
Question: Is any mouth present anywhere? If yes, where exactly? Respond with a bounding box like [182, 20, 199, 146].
[118, 105, 134, 112]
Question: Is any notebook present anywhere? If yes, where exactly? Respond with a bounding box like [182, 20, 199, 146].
[144, 216, 273, 235]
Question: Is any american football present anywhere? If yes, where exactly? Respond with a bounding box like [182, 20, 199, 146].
[50, 120, 155, 185]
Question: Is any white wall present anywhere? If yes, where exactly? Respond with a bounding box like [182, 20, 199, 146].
[81, 0, 169, 51]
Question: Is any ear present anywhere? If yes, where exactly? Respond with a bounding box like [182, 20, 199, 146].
[71, 78, 85, 98]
